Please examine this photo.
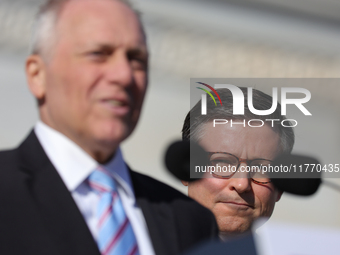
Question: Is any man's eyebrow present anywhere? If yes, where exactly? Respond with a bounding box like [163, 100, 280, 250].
[83, 43, 147, 54]
[85, 43, 114, 51]
[127, 47, 148, 57]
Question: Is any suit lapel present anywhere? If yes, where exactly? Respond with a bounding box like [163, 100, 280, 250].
[18, 131, 101, 255]
[130, 170, 180, 255]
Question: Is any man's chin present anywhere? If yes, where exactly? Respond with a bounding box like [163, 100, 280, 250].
[218, 217, 253, 236]
[94, 130, 129, 148]
[89, 137, 124, 163]
[93, 121, 134, 142]
[87, 126, 130, 154]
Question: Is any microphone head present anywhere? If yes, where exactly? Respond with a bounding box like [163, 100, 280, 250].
[270, 154, 322, 196]
[165, 140, 207, 182]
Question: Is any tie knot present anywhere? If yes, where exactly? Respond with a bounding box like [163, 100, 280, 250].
[88, 166, 117, 194]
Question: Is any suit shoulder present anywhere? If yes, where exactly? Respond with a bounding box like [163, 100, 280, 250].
[0, 148, 18, 166]
[0, 148, 31, 195]
[130, 170, 215, 218]
[130, 171, 219, 245]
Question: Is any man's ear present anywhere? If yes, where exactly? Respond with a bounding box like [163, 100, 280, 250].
[276, 191, 283, 202]
[181, 180, 189, 186]
[26, 55, 47, 100]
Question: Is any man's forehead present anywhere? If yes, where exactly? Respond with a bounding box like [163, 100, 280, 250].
[54, 0, 146, 46]
[60, 0, 132, 11]
[57, 0, 137, 25]
[200, 122, 281, 159]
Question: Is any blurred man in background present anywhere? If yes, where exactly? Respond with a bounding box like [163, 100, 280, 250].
[182, 88, 294, 240]
[0, 0, 217, 254]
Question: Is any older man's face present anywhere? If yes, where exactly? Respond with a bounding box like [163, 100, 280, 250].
[185, 122, 282, 235]
[31, 0, 148, 161]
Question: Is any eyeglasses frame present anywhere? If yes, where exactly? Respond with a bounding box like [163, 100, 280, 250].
[207, 151, 273, 185]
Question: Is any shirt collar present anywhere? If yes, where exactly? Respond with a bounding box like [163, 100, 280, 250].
[34, 121, 135, 199]
[102, 147, 135, 199]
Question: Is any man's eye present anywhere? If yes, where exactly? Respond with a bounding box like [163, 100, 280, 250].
[210, 159, 233, 165]
[88, 50, 110, 60]
[130, 57, 147, 70]
[91, 51, 107, 56]
[91, 51, 104, 55]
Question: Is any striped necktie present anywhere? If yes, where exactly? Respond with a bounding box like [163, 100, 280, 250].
[88, 166, 139, 255]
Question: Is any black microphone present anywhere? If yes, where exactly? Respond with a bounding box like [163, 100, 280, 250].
[270, 154, 322, 196]
[164, 140, 207, 182]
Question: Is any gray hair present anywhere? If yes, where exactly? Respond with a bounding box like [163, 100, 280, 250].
[182, 87, 295, 153]
[30, 0, 138, 60]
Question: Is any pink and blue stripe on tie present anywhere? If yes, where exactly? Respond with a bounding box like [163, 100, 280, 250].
[88, 166, 139, 255]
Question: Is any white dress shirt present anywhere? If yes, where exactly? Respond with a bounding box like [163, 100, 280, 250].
[34, 121, 155, 255]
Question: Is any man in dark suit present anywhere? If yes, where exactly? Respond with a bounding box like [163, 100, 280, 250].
[0, 0, 218, 254]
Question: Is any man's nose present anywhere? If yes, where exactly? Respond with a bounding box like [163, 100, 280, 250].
[228, 163, 252, 193]
[106, 52, 133, 87]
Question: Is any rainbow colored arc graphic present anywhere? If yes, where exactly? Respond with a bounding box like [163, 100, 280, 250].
[196, 82, 223, 106]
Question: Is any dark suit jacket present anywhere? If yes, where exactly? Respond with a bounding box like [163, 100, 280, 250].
[0, 131, 218, 255]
